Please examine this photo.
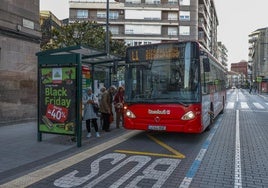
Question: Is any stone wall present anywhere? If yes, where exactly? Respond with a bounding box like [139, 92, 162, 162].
[0, 0, 40, 125]
[0, 36, 39, 125]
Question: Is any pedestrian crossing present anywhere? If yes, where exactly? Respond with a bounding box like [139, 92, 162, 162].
[240, 102, 249, 109]
[253, 102, 265, 109]
[226, 102, 235, 109]
[226, 102, 268, 110]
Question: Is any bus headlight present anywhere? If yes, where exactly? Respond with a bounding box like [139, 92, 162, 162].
[181, 111, 195, 120]
[126, 109, 136, 119]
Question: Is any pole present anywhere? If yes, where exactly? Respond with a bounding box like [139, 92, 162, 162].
[77, 54, 82, 147]
[106, 0, 110, 55]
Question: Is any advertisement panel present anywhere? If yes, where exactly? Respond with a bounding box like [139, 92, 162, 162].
[39, 66, 77, 135]
[257, 76, 262, 83]
[82, 65, 91, 93]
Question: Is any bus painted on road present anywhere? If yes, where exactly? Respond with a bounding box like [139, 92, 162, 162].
[123, 41, 226, 133]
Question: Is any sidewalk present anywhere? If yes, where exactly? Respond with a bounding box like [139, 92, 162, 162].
[241, 88, 268, 100]
[0, 119, 127, 184]
[259, 92, 268, 101]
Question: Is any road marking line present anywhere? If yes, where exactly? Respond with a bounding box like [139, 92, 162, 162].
[235, 110, 242, 188]
[253, 102, 264, 109]
[115, 134, 185, 159]
[226, 102, 234, 109]
[241, 110, 268, 113]
[147, 134, 185, 158]
[240, 102, 249, 109]
[0, 130, 142, 188]
[114, 150, 183, 159]
[179, 116, 221, 188]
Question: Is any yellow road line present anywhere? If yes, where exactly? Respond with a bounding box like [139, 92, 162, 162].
[114, 134, 185, 159]
[147, 134, 185, 158]
[114, 150, 183, 159]
[0, 130, 142, 188]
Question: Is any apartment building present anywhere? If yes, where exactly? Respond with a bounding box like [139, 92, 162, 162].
[230, 60, 248, 87]
[231, 60, 248, 78]
[248, 27, 268, 93]
[40, 11, 63, 49]
[217, 41, 228, 69]
[69, 0, 218, 56]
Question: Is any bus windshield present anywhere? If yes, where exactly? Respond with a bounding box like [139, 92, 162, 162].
[125, 42, 201, 104]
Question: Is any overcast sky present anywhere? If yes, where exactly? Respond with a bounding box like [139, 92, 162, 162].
[214, 0, 268, 65]
[40, 0, 268, 66]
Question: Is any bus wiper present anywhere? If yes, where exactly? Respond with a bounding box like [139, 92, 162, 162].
[169, 98, 188, 107]
[127, 99, 153, 103]
[151, 97, 189, 107]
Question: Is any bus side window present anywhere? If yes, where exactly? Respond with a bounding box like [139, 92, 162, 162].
[201, 58, 207, 94]
[203, 58, 210, 72]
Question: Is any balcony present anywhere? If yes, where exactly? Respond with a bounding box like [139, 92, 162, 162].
[124, 2, 179, 9]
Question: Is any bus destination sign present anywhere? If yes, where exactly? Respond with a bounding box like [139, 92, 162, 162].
[127, 44, 180, 62]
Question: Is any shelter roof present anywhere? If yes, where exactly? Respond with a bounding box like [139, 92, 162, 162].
[36, 45, 125, 67]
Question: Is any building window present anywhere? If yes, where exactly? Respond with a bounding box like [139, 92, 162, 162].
[168, 27, 177, 35]
[179, 26, 190, 35]
[145, 0, 160, 4]
[97, 11, 119, 19]
[168, 12, 178, 20]
[125, 25, 161, 35]
[179, 11, 190, 21]
[125, 0, 141, 4]
[179, 0, 190, 6]
[77, 10, 88, 18]
[125, 10, 161, 20]
[110, 11, 119, 19]
[110, 26, 119, 35]
[168, 0, 178, 4]
[97, 11, 106, 18]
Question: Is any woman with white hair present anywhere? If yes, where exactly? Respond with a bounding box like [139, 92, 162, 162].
[82, 87, 100, 138]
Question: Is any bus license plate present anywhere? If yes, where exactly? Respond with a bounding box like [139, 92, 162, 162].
[148, 125, 166, 131]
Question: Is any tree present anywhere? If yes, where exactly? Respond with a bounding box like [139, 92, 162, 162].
[41, 21, 126, 57]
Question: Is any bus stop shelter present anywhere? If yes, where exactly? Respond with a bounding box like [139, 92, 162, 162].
[36, 45, 124, 147]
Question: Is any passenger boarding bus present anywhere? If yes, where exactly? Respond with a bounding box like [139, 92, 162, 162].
[123, 41, 226, 133]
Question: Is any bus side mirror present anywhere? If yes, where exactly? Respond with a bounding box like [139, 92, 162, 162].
[203, 58, 210, 72]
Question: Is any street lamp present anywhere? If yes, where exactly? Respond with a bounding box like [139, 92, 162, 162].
[106, 0, 120, 55]
[106, 0, 110, 55]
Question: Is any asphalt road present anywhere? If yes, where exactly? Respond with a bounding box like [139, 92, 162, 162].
[1, 89, 268, 188]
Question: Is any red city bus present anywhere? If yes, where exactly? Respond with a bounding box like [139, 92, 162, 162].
[123, 41, 226, 133]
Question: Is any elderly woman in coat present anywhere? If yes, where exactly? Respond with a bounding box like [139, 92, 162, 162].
[82, 87, 100, 138]
[99, 85, 116, 132]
